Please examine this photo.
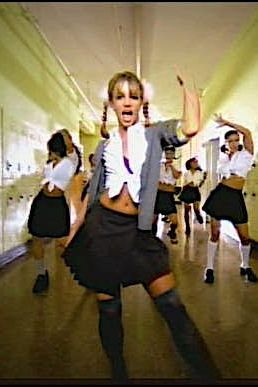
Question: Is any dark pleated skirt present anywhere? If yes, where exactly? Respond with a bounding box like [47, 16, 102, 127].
[154, 190, 177, 215]
[28, 190, 70, 238]
[202, 183, 248, 224]
[178, 186, 201, 204]
[62, 202, 171, 297]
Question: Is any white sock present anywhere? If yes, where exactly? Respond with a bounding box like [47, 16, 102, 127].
[35, 259, 46, 275]
[206, 240, 218, 270]
[239, 244, 251, 269]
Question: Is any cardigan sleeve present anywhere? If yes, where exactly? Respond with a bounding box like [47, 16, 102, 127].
[153, 118, 189, 147]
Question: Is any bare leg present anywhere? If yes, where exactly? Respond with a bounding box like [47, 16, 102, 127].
[31, 237, 49, 294]
[193, 201, 203, 224]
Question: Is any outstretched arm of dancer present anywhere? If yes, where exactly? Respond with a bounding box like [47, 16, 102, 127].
[214, 113, 253, 155]
[65, 193, 89, 247]
[159, 66, 202, 146]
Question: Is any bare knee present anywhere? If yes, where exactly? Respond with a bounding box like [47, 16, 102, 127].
[210, 219, 220, 242]
[97, 293, 115, 301]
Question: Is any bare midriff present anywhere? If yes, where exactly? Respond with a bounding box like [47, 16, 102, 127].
[100, 183, 139, 215]
[220, 175, 245, 190]
[42, 184, 64, 197]
[158, 182, 176, 193]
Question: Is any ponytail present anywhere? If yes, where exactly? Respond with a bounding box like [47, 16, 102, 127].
[73, 143, 82, 175]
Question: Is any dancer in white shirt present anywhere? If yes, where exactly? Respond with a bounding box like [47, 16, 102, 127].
[28, 132, 75, 294]
[152, 145, 182, 243]
[179, 157, 207, 236]
[202, 114, 257, 284]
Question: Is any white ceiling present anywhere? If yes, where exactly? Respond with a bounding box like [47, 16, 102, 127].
[21, 2, 258, 126]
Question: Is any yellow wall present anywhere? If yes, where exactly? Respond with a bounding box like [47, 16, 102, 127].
[199, 8, 258, 153]
[0, 4, 95, 254]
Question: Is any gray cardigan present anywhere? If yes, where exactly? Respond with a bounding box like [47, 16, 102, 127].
[88, 119, 188, 230]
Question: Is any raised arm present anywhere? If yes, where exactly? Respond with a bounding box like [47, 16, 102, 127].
[170, 164, 182, 180]
[175, 66, 201, 140]
[156, 68, 202, 147]
[214, 113, 254, 155]
[65, 193, 89, 247]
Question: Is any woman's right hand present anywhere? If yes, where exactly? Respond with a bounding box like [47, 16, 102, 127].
[65, 217, 84, 247]
[65, 194, 89, 247]
[214, 113, 227, 127]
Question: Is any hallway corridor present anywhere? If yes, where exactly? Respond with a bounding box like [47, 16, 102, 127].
[1, 207, 258, 385]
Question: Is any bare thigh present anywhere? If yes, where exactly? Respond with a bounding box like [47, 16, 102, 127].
[147, 273, 177, 298]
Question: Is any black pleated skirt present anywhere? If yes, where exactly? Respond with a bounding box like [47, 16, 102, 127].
[202, 183, 248, 224]
[62, 202, 171, 297]
[178, 186, 201, 204]
[154, 190, 177, 215]
[28, 190, 70, 238]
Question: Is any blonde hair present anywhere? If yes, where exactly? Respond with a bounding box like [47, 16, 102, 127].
[100, 71, 150, 138]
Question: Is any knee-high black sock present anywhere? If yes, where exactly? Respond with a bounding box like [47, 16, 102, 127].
[98, 298, 128, 380]
[168, 223, 177, 239]
[154, 289, 221, 380]
[152, 222, 158, 236]
[184, 209, 191, 233]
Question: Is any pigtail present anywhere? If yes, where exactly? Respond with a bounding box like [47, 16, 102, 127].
[220, 144, 228, 154]
[100, 102, 110, 139]
[73, 143, 82, 175]
[143, 101, 150, 128]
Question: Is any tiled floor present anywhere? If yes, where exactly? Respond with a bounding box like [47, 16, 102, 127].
[1, 207, 258, 385]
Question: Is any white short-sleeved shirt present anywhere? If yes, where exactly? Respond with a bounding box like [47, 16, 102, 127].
[159, 162, 177, 185]
[217, 149, 253, 178]
[41, 157, 75, 192]
[183, 170, 205, 187]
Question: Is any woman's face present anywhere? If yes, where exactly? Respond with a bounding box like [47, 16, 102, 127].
[61, 131, 73, 152]
[190, 158, 199, 169]
[110, 80, 143, 129]
[226, 133, 240, 152]
[165, 150, 175, 161]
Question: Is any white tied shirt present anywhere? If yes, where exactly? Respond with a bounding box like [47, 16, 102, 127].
[103, 122, 148, 203]
[217, 149, 253, 178]
[159, 161, 177, 185]
[41, 157, 75, 192]
[183, 170, 205, 187]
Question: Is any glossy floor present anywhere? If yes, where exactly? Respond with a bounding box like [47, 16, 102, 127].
[1, 210, 258, 385]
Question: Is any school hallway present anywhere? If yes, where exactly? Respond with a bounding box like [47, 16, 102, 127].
[1, 206, 258, 386]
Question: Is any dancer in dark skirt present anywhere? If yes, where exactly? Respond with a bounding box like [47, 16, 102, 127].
[62, 69, 221, 381]
[179, 157, 207, 236]
[202, 113, 257, 284]
[152, 145, 182, 243]
[28, 132, 76, 294]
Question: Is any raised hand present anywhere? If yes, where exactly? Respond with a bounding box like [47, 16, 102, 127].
[213, 113, 227, 127]
[173, 64, 185, 86]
